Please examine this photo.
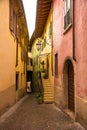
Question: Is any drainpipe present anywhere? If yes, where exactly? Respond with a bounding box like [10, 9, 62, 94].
[72, 0, 76, 61]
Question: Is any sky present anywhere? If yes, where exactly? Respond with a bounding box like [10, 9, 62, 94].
[22, 0, 37, 38]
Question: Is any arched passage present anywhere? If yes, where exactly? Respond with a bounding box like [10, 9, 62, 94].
[63, 59, 75, 112]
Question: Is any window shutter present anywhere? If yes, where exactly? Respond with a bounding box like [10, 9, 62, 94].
[49, 22, 52, 38]
[13, 11, 17, 36]
[17, 26, 21, 44]
[21, 45, 26, 61]
[9, 0, 14, 31]
[64, 0, 72, 30]
[16, 43, 18, 66]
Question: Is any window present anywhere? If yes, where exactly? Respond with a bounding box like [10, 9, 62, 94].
[49, 21, 52, 38]
[21, 45, 26, 62]
[64, 0, 72, 30]
[17, 25, 21, 44]
[16, 73, 19, 91]
[9, 0, 17, 36]
[16, 43, 18, 66]
[55, 53, 58, 77]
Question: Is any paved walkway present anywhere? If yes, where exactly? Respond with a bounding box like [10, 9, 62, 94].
[0, 94, 85, 130]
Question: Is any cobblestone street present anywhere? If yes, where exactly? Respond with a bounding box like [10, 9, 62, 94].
[0, 94, 85, 130]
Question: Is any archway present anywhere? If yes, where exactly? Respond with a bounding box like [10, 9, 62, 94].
[63, 59, 75, 112]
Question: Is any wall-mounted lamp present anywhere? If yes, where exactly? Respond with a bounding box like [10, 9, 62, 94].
[36, 39, 41, 51]
[44, 36, 52, 47]
[36, 36, 53, 52]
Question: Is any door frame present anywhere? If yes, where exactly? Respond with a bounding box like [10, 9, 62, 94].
[63, 57, 76, 113]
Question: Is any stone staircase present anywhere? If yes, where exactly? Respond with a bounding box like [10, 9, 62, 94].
[42, 79, 54, 103]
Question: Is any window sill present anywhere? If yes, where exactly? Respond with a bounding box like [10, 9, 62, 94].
[63, 23, 72, 34]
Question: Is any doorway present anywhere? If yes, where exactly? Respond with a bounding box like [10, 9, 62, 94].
[27, 71, 34, 92]
[63, 60, 75, 112]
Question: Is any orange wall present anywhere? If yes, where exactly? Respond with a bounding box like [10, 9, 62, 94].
[0, 0, 16, 91]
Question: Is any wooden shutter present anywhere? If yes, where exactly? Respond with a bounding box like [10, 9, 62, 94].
[17, 26, 21, 44]
[13, 11, 17, 36]
[16, 43, 18, 66]
[64, 0, 72, 29]
[49, 21, 52, 38]
[9, 0, 14, 31]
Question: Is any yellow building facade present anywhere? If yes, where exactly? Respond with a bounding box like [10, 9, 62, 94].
[31, 5, 54, 102]
[40, 7, 54, 103]
[0, 0, 29, 114]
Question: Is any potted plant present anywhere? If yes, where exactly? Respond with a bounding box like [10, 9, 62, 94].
[36, 92, 43, 104]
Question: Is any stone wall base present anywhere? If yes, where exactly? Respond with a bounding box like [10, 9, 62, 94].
[0, 85, 16, 116]
[76, 96, 87, 129]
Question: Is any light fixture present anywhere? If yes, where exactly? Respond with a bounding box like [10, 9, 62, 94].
[45, 36, 52, 46]
[36, 39, 41, 51]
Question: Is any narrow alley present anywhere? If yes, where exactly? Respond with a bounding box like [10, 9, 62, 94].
[0, 94, 85, 130]
[0, 0, 87, 129]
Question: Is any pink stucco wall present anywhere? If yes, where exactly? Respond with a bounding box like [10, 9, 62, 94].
[53, 0, 87, 128]
[75, 0, 87, 98]
[53, 0, 73, 87]
[53, 0, 87, 98]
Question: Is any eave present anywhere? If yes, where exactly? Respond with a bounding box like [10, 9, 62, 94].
[29, 0, 52, 47]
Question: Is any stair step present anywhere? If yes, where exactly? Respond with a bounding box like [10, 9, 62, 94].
[42, 78, 54, 103]
[43, 82, 50, 84]
[44, 86, 52, 88]
[44, 99, 54, 101]
[43, 79, 49, 81]
[44, 97, 54, 99]
[44, 88, 53, 92]
[43, 81, 49, 83]
[44, 94, 53, 96]
[43, 84, 50, 86]
[44, 88, 52, 90]
[44, 92, 53, 94]
[44, 99, 54, 102]
[43, 85, 51, 87]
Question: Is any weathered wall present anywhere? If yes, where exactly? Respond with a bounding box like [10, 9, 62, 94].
[0, 0, 16, 113]
[53, 0, 87, 128]
[0, 0, 16, 91]
[75, 0, 87, 128]
[53, 0, 73, 104]
[75, 0, 87, 98]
